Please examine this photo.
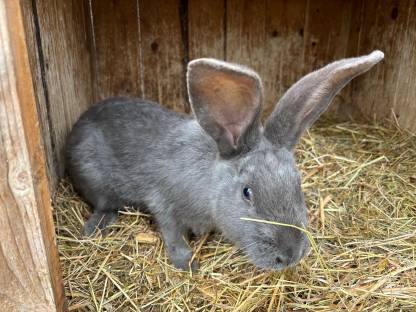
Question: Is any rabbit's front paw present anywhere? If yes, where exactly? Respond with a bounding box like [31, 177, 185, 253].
[160, 221, 199, 271]
[169, 247, 199, 271]
[82, 211, 118, 237]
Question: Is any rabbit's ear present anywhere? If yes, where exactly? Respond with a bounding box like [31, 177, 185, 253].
[187, 58, 263, 156]
[264, 50, 384, 150]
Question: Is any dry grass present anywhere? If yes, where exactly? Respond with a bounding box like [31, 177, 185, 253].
[53, 119, 416, 311]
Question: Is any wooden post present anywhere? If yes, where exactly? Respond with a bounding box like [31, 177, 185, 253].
[0, 1, 65, 311]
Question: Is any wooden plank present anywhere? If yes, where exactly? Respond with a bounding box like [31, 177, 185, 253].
[0, 1, 65, 310]
[188, 0, 225, 60]
[263, 0, 307, 116]
[301, 0, 355, 118]
[90, 0, 142, 100]
[20, 0, 58, 190]
[139, 0, 187, 112]
[302, 0, 354, 71]
[35, 0, 94, 177]
[226, 1, 266, 76]
[226, 0, 268, 116]
[390, 0, 416, 131]
[348, 0, 416, 131]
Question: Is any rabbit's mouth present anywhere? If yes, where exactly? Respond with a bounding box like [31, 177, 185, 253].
[242, 237, 310, 270]
[242, 246, 288, 270]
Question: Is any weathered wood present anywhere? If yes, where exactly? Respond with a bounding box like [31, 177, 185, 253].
[90, 0, 142, 100]
[302, 0, 355, 117]
[188, 0, 225, 60]
[139, 0, 187, 112]
[389, 0, 416, 131]
[348, 0, 416, 131]
[302, 0, 353, 72]
[0, 1, 65, 310]
[20, 0, 58, 189]
[263, 0, 307, 116]
[226, 1, 266, 79]
[34, 0, 94, 177]
[226, 0, 271, 117]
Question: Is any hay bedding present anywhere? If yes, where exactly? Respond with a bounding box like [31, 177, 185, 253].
[54, 119, 416, 311]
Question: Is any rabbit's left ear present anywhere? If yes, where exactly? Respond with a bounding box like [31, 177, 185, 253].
[264, 50, 384, 150]
[187, 58, 263, 157]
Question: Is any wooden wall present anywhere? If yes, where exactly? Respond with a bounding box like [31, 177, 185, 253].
[22, 0, 416, 189]
[0, 1, 65, 310]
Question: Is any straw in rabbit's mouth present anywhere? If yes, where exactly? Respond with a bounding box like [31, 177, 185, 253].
[240, 218, 318, 249]
[239, 217, 316, 269]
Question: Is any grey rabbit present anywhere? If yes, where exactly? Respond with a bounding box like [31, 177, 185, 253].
[66, 50, 384, 271]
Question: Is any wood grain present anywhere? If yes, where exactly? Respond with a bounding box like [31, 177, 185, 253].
[302, 0, 353, 72]
[188, 0, 225, 60]
[390, 0, 416, 130]
[34, 0, 94, 177]
[348, 0, 416, 130]
[90, 0, 142, 100]
[225, 1, 266, 72]
[301, 0, 355, 118]
[20, 0, 58, 190]
[0, 1, 64, 310]
[263, 0, 307, 116]
[226, 0, 269, 117]
[139, 0, 187, 112]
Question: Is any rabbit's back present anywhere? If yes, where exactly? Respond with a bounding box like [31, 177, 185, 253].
[66, 97, 204, 207]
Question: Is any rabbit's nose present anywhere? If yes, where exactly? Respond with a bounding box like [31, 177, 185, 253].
[276, 233, 310, 268]
[275, 255, 289, 267]
[275, 245, 295, 267]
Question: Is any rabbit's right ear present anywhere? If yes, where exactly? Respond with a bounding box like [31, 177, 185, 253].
[187, 59, 263, 157]
[264, 51, 384, 150]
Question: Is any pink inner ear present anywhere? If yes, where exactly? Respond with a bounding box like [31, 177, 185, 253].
[223, 122, 244, 147]
[196, 70, 260, 145]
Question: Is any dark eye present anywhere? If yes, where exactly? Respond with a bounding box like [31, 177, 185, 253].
[242, 186, 253, 201]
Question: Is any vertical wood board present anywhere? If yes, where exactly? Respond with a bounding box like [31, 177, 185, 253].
[348, 0, 416, 130]
[226, 0, 269, 116]
[0, 1, 64, 310]
[301, 0, 355, 118]
[188, 0, 226, 60]
[35, 0, 94, 176]
[90, 0, 142, 101]
[20, 0, 58, 189]
[225, 0, 267, 77]
[263, 0, 307, 116]
[139, 0, 187, 112]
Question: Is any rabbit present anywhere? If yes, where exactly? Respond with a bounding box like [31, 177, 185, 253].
[66, 50, 384, 271]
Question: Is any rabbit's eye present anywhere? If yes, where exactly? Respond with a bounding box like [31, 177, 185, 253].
[243, 186, 253, 201]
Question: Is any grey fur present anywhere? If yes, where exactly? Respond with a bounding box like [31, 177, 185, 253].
[66, 51, 383, 271]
